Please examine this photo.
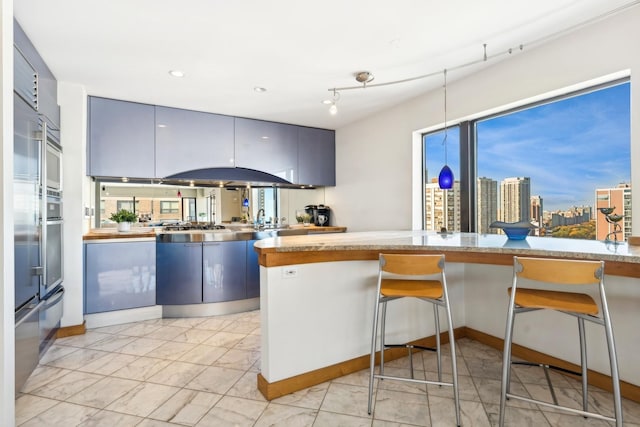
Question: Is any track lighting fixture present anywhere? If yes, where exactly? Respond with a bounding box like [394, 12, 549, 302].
[323, 89, 341, 115]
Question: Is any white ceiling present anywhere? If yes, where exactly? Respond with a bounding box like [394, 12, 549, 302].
[14, 0, 639, 130]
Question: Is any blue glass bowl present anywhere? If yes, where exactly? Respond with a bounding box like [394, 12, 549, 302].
[502, 227, 531, 240]
[490, 221, 534, 240]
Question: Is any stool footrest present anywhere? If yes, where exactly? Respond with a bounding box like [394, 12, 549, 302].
[383, 344, 437, 353]
[505, 392, 616, 423]
[374, 373, 454, 388]
[512, 361, 582, 377]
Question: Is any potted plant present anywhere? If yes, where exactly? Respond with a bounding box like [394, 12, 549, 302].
[110, 209, 138, 232]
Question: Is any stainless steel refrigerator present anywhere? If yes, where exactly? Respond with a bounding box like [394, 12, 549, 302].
[14, 54, 65, 392]
[14, 94, 43, 392]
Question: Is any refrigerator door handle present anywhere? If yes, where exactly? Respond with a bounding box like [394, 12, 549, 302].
[15, 298, 46, 328]
[32, 266, 44, 276]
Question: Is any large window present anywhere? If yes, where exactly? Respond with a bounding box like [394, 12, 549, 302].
[423, 80, 631, 241]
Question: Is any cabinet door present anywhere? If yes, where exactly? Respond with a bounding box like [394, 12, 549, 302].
[14, 20, 60, 127]
[298, 127, 335, 186]
[84, 241, 156, 313]
[155, 106, 235, 178]
[88, 96, 155, 178]
[156, 242, 203, 305]
[246, 240, 260, 299]
[202, 241, 246, 303]
[234, 118, 298, 182]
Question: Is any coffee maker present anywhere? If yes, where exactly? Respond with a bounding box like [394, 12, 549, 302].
[304, 204, 331, 226]
[315, 205, 331, 226]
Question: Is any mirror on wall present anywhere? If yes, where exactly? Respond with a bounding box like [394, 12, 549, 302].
[94, 180, 327, 228]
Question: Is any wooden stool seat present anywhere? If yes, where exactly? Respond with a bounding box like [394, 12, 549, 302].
[509, 287, 598, 316]
[381, 279, 443, 299]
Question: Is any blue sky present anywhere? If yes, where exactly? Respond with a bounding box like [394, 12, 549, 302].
[425, 82, 630, 211]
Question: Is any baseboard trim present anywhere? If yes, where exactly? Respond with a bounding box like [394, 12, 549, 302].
[257, 326, 640, 403]
[56, 321, 86, 338]
[257, 327, 466, 401]
[463, 327, 640, 403]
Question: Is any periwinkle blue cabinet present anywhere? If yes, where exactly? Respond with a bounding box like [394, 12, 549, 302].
[203, 241, 247, 303]
[157, 241, 252, 305]
[87, 96, 155, 178]
[156, 242, 203, 305]
[84, 241, 156, 313]
[87, 97, 336, 186]
[155, 106, 235, 178]
[246, 240, 260, 299]
[297, 127, 335, 186]
[14, 19, 60, 127]
[234, 118, 299, 182]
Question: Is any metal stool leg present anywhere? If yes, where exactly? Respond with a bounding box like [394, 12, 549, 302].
[433, 304, 442, 383]
[380, 301, 388, 376]
[499, 297, 517, 426]
[368, 296, 381, 415]
[443, 298, 460, 426]
[578, 317, 588, 413]
[602, 301, 623, 426]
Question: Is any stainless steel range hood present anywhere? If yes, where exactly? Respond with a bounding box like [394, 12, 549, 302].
[96, 167, 315, 189]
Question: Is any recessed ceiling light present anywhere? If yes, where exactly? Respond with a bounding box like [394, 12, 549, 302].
[157, 124, 167, 128]
[261, 136, 269, 140]
[254, 86, 267, 92]
[169, 70, 185, 78]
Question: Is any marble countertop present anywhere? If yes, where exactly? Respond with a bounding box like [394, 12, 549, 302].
[254, 230, 640, 264]
[83, 225, 346, 241]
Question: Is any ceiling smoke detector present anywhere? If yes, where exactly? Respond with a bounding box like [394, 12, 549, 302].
[355, 71, 374, 84]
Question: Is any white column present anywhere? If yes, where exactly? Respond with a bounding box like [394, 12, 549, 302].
[58, 82, 89, 328]
[0, 1, 16, 425]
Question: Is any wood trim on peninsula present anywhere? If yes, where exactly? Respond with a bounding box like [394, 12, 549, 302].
[255, 247, 640, 279]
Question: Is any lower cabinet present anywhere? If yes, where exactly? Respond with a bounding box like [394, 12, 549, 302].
[156, 240, 258, 305]
[246, 240, 260, 299]
[156, 242, 203, 305]
[84, 241, 156, 313]
[203, 241, 246, 303]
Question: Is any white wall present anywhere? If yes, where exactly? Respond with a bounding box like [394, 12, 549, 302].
[0, 1, 14, 424]
[328, 6, 640, 234]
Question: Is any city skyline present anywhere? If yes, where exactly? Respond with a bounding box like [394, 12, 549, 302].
[425, 82, 631, 212]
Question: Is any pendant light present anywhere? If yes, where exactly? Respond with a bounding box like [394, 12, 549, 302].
[438, 69, 454, 189]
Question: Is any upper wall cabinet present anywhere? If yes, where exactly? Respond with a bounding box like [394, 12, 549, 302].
[14, 19, 60, 128]
[234, 118, 298, 183]
[297, 127, 335, 186]
[88, 97, 155, 178]
[155, 106, 235, 178]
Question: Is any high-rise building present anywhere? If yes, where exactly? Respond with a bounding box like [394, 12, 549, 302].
[477, 177, 498, 234]
[530, 195, 543, 235]
[595, 183, 632, 241]
[499, 177, 531, 222]
[425, 179, 460, 232]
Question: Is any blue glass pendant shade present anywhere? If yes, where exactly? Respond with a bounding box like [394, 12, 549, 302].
[438, 164, 454, 189]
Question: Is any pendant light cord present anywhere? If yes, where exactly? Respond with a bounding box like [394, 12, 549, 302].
[443, 69, 448, 165]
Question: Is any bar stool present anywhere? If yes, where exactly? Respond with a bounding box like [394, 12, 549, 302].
[499, 256, 622, 426]
[367, 253, 460, 426]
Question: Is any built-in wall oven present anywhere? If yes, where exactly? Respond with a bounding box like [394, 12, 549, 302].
[42, 121, 63, 298]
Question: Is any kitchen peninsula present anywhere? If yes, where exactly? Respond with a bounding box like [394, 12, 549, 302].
[254, 231, 640, 401]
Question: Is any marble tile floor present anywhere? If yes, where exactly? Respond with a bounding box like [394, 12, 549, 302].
[16, 310, 640, 426]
